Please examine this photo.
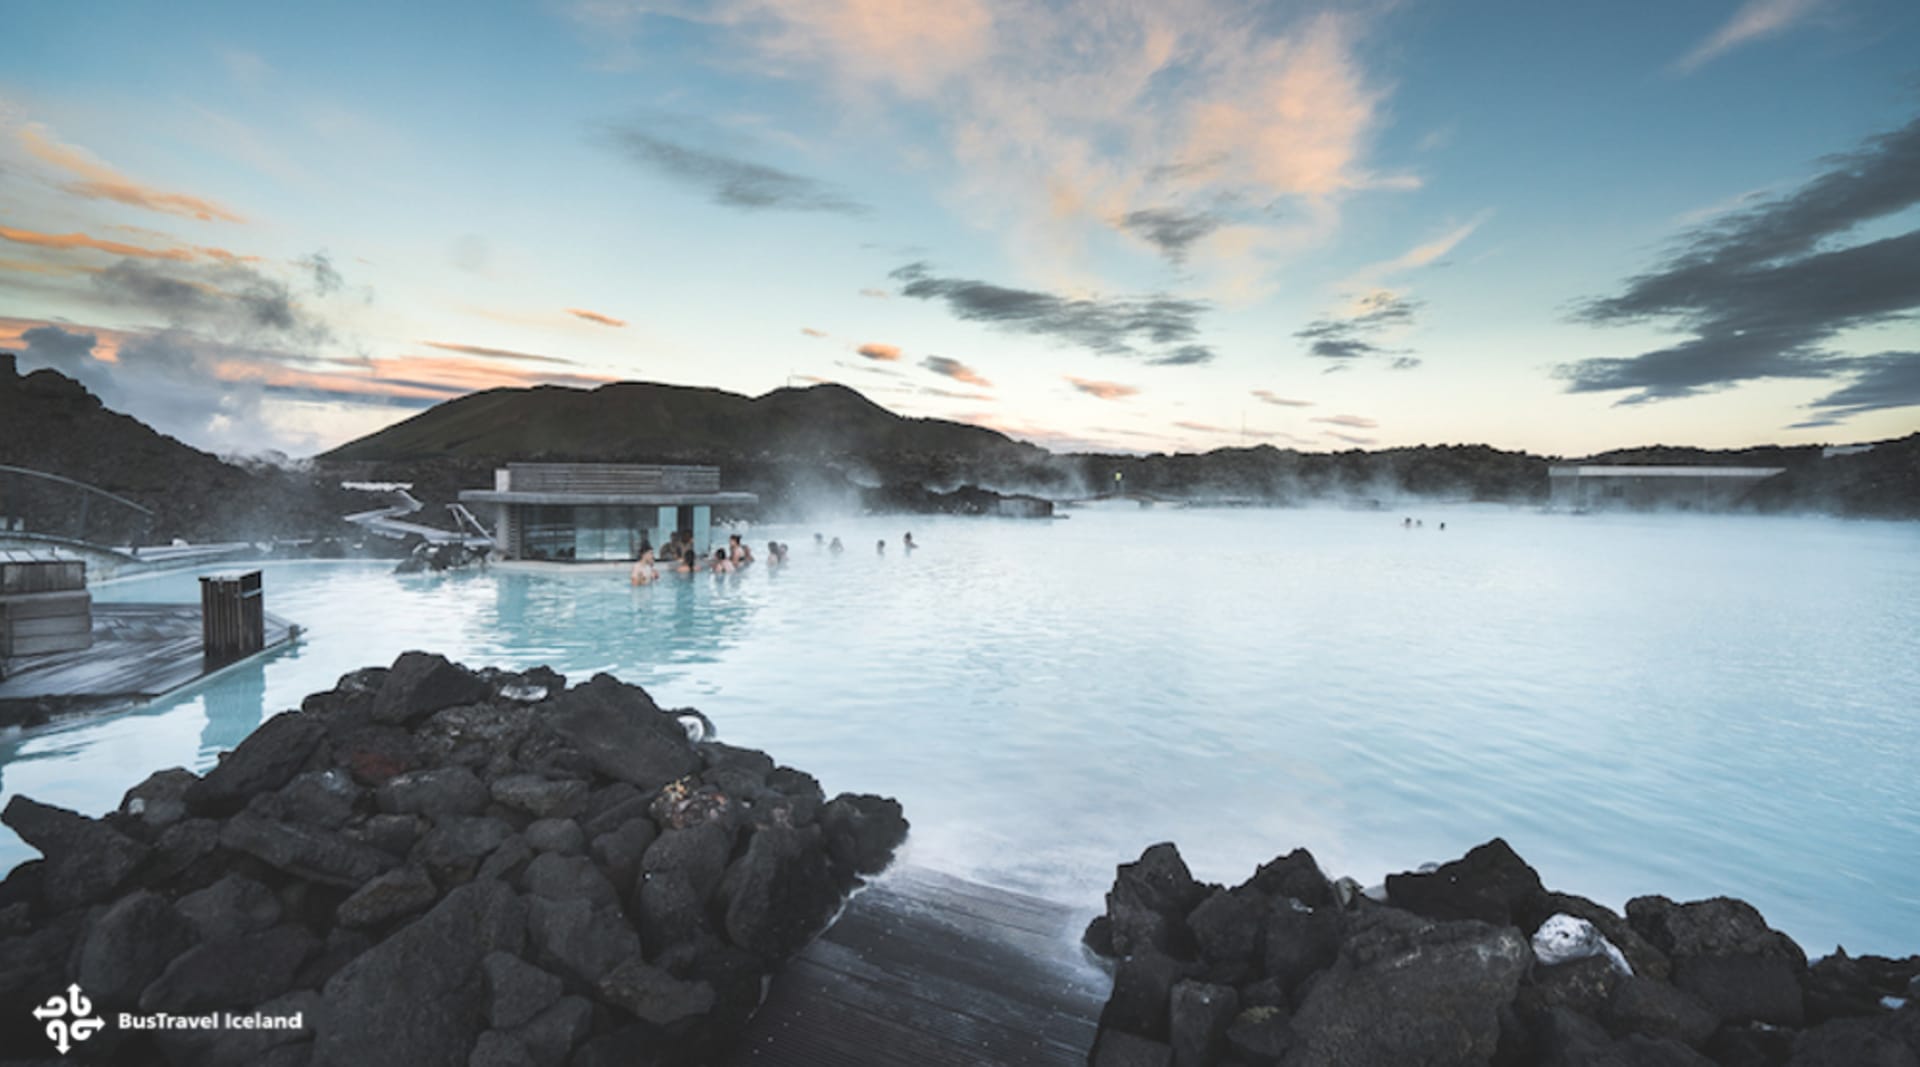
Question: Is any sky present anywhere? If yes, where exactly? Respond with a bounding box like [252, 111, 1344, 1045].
[2, 0, 1918, 459]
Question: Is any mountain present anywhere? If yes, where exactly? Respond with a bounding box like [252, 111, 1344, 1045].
[0, 353, 356, 543]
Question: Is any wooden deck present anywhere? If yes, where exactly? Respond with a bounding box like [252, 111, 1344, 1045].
[0, 603, 297, 719]
[727, 866, 1110, 1067]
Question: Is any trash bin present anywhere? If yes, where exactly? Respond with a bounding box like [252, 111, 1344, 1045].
[201, 570, 264, 667]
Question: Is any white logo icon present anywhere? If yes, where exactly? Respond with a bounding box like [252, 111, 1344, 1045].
[33, 984, 105, 1055]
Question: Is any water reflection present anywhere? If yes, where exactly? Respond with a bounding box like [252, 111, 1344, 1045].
[198, 659, 267, 759]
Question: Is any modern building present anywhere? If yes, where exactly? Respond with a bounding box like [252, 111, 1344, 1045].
[458, 464, 757, 561]
[1547, 465, 1785, 512]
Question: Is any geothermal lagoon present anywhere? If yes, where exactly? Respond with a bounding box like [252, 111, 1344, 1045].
[2, 505, 1915, 956]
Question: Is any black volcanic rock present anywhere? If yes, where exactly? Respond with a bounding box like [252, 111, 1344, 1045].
[1082, 837, 1919, 1067]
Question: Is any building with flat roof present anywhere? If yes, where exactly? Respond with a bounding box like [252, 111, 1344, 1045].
[458, 463, 757, 561]
[1547, 465, 1785, 512]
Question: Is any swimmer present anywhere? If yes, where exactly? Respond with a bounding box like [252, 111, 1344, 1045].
[766, 540, 781, 565]
[729, 533, 753, 566]
[712, 549, 736, 574]
[814, 533, 824, 548]
[678, 548, 699, 574]
[629, 548, 659, 585]
[903, 532, 916, 551]
[876, 539, 885, 556]
[829, 537, 843, 555]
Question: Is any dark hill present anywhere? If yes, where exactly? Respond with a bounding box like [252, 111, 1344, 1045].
[0, 353, 355, 542]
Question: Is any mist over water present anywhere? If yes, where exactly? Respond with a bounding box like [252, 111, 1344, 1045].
[3, 505, 1916, 956]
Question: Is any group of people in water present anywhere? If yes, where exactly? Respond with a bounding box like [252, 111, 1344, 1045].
[629, 529, 914, 585]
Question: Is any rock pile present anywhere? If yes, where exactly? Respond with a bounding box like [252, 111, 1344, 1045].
[0, 652, 908, 1066]
[1083, 839, 1920, 1067]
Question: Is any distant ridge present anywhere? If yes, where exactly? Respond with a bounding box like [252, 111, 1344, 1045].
[320, 380, 1043, 468]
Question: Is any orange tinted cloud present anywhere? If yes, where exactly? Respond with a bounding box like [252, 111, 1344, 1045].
[0, 257, 96, 277]
[0, 316, 127, 364]
[0, 224, 194, 260]
[1065, 375, 1137, 400]
[801, 327, 829, 338]
[422, 340, 578, 365]
[921, 355, 991, 387]
[567, 307, 627, 327]
[370, 356, 618, 393]
[1251, 389, 1312, 407]
[1175, 420, 1229, 433]
[20, 126, 245, 223]
[857, 341, 902, 361]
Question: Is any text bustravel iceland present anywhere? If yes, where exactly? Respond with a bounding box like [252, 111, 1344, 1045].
[33, 983, 305, 1056]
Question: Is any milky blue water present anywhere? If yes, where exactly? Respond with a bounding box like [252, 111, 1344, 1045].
[4, 505, 1917, 956]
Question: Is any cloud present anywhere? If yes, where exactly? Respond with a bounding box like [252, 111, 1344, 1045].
[1674, 0, 1823, 74]
[18, 124, 245, 223]
[1294, 289, 1422, 363]
[1250, 389, 1312, 407]
[92, 258, 333, 344]
[302, 253, 344, 295]
[20, 323, 100, 370]
[422, 341, 580, 365]
[1311, 414, 1377, 429]
[1799, 351, 1920, 423]
[859, 287, 889, 299]
[1174, 419, 1229, 433]
[891, 261, 1215, 364]
[833, 358, 905, 377]
[1560, 115, 1920, 411]
[1322, 430, 1375, 446]
[604, 122, 866, 214]
[1064, 375, 1138, 400]
[1115, 207, 1223, 265]
[568, 307, 627, 327]
[800, 327, 828, 338]
[920, 355, 991, 387]
[919, 385, 994, 401]
[595, 3, 1412, 292]
[856, 341, 902, 361]
[0, 224, 198, 261]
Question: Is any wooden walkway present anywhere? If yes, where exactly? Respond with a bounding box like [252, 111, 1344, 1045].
[727, 866, 1110, 1067]
[0, 603, 297, 719]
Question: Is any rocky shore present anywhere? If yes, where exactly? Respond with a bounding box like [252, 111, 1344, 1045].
[1083, 839, 1919, 1067]
[0, 653, 908, 1065]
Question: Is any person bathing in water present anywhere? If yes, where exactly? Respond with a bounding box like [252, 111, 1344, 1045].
[903, 532, 916, 551]
[712, 549, 736, 574]
[677, 549, 700, 574]
[728, 534, 753, 566]
[629, 548, 659, 585]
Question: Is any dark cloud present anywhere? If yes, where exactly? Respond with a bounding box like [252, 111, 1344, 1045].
[890, 262, 1215, 365]
[91, 256, 334, 346]
[1064, 376, 1138, 400]
[1295, 291, 1423, 364]
[21, 324, 98, 371]
[302, 252, 343, 296]
[1561, 115, 1920, 410]
[1799, 351, 1920, 423]
[606, 125, 866, 215]
[422, 341, 579, 365]
[1116, 207, 1222, 265]
[919, 385, 993, 401]
[920, 355, 992, 387]
[1389, 356, 1422, 371]
[1323, 430, 1377, 446]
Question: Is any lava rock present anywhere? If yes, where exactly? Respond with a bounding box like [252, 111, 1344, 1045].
[1187, 888, 1265, 968]
[1225, 1005, 1293, 1064]
[140, 924, 320, 1013]
[596, 957, 716, 1026]
[719, 825, 840, 960]
[1, 795, 150, 907]
[220, 810, 397, 888]
[335, 864, 438, 929]
[507, 994, 592, 1067]
[520, 852, 618, 908]
[1101, 950, 1201, 1041]
[76, 890, 198, 1005]
[1285, 908, 1531, 1066]
[184, 712, 327, 816]
[489, 775, 589, 820]
[1245, 848, 1335, 909]
[414, 814, 513, 880]
[312, 880, 523, 1067]
[119, 768, 198, 831]
[522, 818, 584, 855]
[483, 951, 563, 1030]
[1384, 837, 1544, 927]
[279, 769, 361, 829]
[588, 819, 656, 889]
[818, 793, 909, 878]
[1168, 979, 1239, 1067]
[525, 896, 641, 986]
[545, 673, 698, 789]
[1092, 1028, 1176, 1067]
[375, 766, 490, 818]
[176, 872, 284, 939]
[1603, 974, 1719, 1048]
[643, 822, 735, 902]
[369, 651, 490, 726]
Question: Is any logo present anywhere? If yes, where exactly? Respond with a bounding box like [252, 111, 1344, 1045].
[33, 984, 104, 1055]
